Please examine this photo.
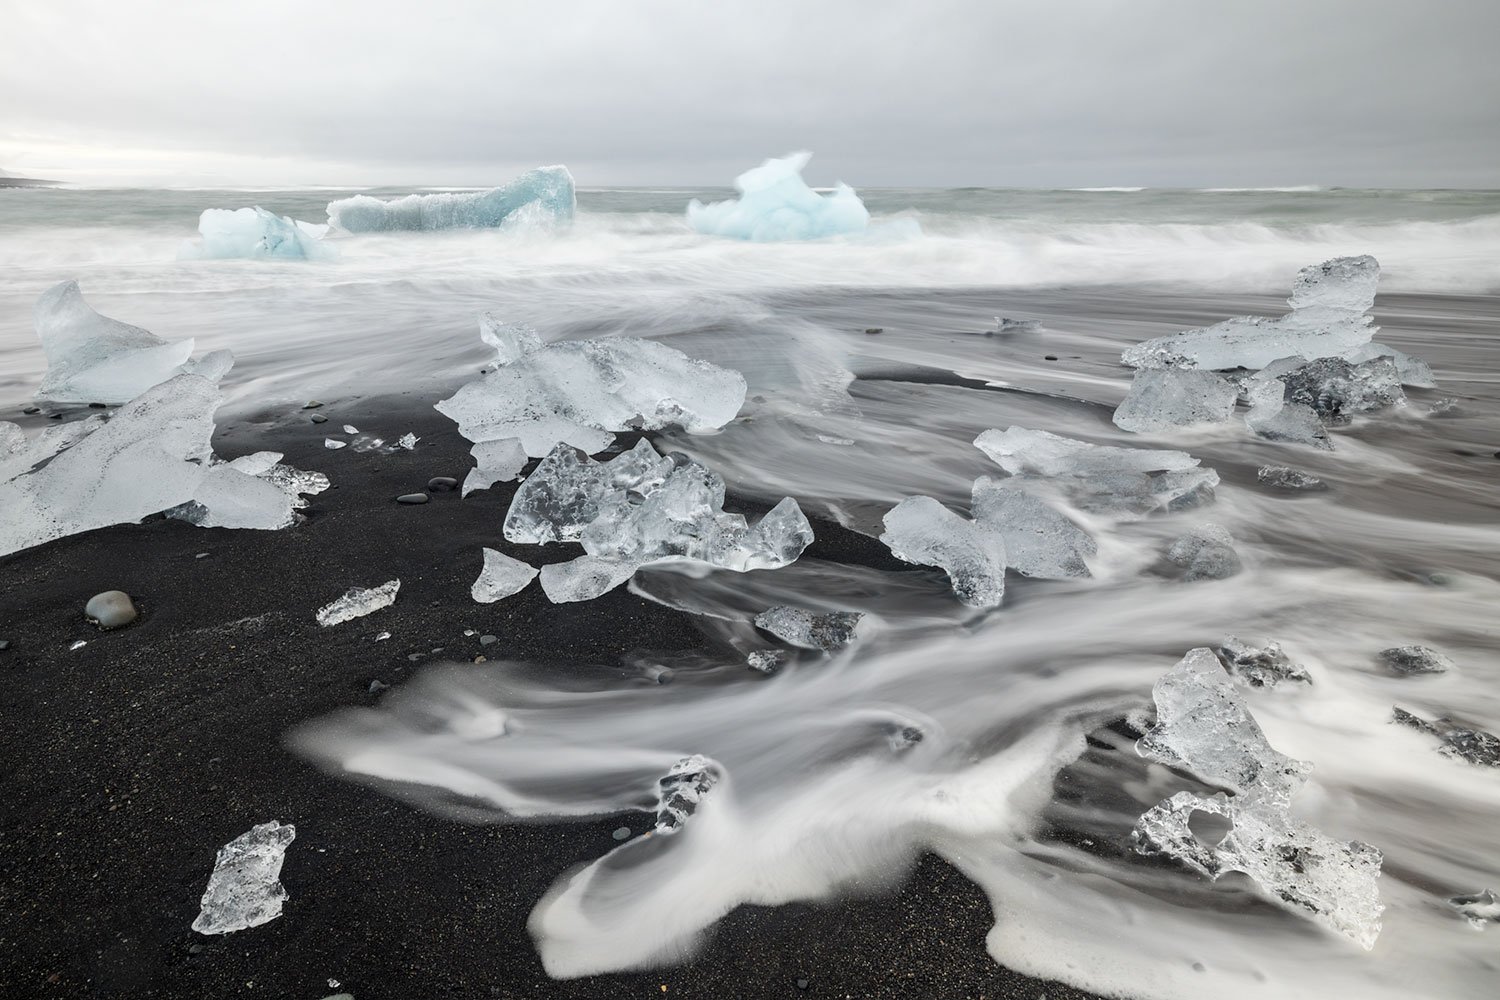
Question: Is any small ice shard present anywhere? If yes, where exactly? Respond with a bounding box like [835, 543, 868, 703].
[538, 553, 639, 604]
[436, 334, 747, 457]
[342, 424, 358, 434]
[326, 166, 576, 232]
[970, 478, 1096, 579]
[1392, 708, 1499, 767]
[397, 432, 418, 450]
[1256, 464, 1326, 491]
[192, 820, 295, 935]
[34, 280, 231, 404]
[1134, 649, 1384, 948]
[471, 548, 537, 603]
[1216, 635, 1311, 688]
[179, 206, 333, 260]
[1270, 356, 1405, 418]
[504, 441, 677, 544]
[1244, 380, 1331, 450]
[992, 317, 1042, 334]
[324, 438, 346, 450]
[1377, 645, 1453, 676]
[1344, 341, 1437, 388]
[316, 580, 400, 626]
[1112, 369, 1239, 433]
[887, 724, 924, 752]
[462, 438, 528, 497]
[754, 606, 862, 650]
[478, 314, 544, 365]
[747, 649, 787, 674]
[1165, 523, 1242, 581]
[1448, 890, 1500, 928]
[655, 755, 721, 834]
[687, 152, 869, 241]
[880, 495, 1008, 607]
[1123, 256, 1382, 371]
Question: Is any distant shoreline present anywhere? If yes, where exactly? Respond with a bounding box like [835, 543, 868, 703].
[0, 176, 60, 188]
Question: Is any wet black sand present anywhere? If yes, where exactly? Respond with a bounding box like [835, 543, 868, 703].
[0, 394, 1101, 1000]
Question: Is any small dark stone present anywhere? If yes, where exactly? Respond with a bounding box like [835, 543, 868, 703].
[22, 406, 40, 415]
[863, 327, 883, 335]
[1452, 448, 1478, 457]
[303, 400, 324, 409]
[368, 679, 390, 695]
[479, 635, 498, 646]
[0, 639, 10, 651]
[1044, 354, 1058, 361]
[49, 413, 63, 420]
[88, 402, 107, 409]
[188, 943, 205, 956]
[395, 493, 430, 504]
[427, 477, 459, 492]
[797, 979, 809, 990]
[309, 413, 328, 424]
[407, 653, 422, 662]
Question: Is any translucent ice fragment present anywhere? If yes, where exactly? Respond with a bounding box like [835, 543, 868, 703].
[33, 280, 230, 403]
[1244, 380, 1331, 450]
[1344, 341, 1436, 388]
[654, 755, 721, 834]
[1123, 256, 1381, 371]
[192, 820, 295, 935]
[754, 606, 862, 650]
[1392, 708, 1500, 767]
[1165, 523, 1242, 581]
[436, 336, 747, 457]
[316, 580, 400, 626]
[1112, 369, 1239, 433]
[970, 477, 1095, 579]
[471, 548, 537, 604]
[504, 441, 676, 544]
[462, 438, 528, 497]
[747, 650, 787, 674]
[1216, 635, 1311, 688]
[880, 495, 1007, 608]
[1256, 465, 1326, 491]
[478, 314, 544, 365]
[326, 166, 575, 232]
[1377, 645, 1453, 676]
[1271, 356, 1405, 417]
[179, 206, 333, 260]
[687, 152, 869, 241]
[538, 554, 638, 604]
[1448, 890, 1500, 929]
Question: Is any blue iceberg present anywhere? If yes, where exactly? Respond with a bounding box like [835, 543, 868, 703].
[179, 207, 333, 261]
[326, 166, 576, 232]
[687, 152, 870, 241]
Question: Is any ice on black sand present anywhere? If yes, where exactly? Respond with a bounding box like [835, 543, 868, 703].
[655, 755, 720, 833]
[471, 548, 537, 603]
[754, 606, 862, 651]
[192, 820, 295, 935]
[1216, 635, 1311, 688]
[317, 580, 400, 626]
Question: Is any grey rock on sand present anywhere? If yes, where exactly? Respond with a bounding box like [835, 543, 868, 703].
[395, 493, 429, 504]
[85, 590, 138, 629]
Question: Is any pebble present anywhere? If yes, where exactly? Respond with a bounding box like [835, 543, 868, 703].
[368, 679, 390, 695]
[85, 590, 138, 629]
[479, 634, 498, 646]
[22, 406, 40, 415]
[48, 413, 63, 420]
[612, 827, 631, 841]
[407, 653, 422, 662]
[427, 476, 459, 493]
[1044, 354, 1059, 361]
[303, 400, 324, 409]
[796, 979, 809, 989]
[88, 402, 107, 409]
[863, 327, 883, 335]
[310, 413, 328, 424]
[396, 492, 429, 504]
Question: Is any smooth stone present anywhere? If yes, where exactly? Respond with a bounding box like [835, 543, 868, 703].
[427, 477, 459, 492]
[48, 413, 63, 420]
[88, 402, 107, 409]
[368, 679, 390, 694]
[303, 400, 324, 409]
[479, 635, 498, 646]
[611, 827, 631, 841]
[1044, 354, 1058, 360]
[395, 493, 430, 504]
[85, 590, 138, 629]
[796, 979, 810, 990]
[863, 327, 883, 335]
[310, 413, 328, 424]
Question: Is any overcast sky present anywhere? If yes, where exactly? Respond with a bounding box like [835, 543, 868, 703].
[3, 0, 1498, 188]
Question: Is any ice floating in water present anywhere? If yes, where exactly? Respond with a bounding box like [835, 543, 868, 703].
[34, 280, 234, 403]
[880, 495, 1008, 608]
[179, 206, 333, 260]
[1345, 341, 1436, 388]
[192, 820, 295, 935]
[654, 755, 720, 834]
[1392, 708, 1499, 767]
[1123, 256, 1382, 371]
[1243, 379, 1332, 450]
[479, 314, 545, 365]
[1256, 464, 1327, 491]
[746, 649, 787, 674]
[1134, 648, 1384, 948]
[1113, 369, 1239, 433]
[436, 328, 747, 457]
[1216, 635, 1311, 688]
[1448, 890, 1500, 928]
[991, 317, 1042, 335]
[326, 166, 575, 232]
[0, 375, 325, 557]
[753, 606, 862, 650]
[687, 152, 870, 241]
[462, 438, 528, 497]
[471, 548, 537, 604]
[316, 580, 400, 626]
[1267, 356, 1405, 418]
[1377, 645, 1453, 676]
[1165, 523, 1242, 581]
[971, 479, 1096, 579]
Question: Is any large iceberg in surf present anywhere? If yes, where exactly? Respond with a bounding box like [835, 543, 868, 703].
[34, 280, 233, 403]
[179, 206, 333, 260]
[687, 152, 870, 241]
[436, 321, 747, 457]
[326, 166, 575, 232]
[1133, 649, 1384, 948]
[0, 374, 327, 557]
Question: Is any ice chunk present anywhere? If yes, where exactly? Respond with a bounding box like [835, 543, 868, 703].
[505, 441, 675, 544]
[992, 317, 1042, 335]
[1244, 379, 1331, 449]
[397, 432, 418, 450]
[192, 820, 295, 935]
[1270, 357, 1405, 418]
[1217, 635, 1311, 688]
[1392, 708, 1499, 767]
[1344, 341, 1436, 388]
[179, 206, 333, 260]
[538, 554, 639, 604]
[746, 649, 787, 674]
[1134, 649, 1384, 947]
[687, 152, 870, 241]
[1448, 890, 1500, 928]
[1123, 256, 1381, 371]
[436, 335, 747, 457]
[970, 478, 1095, 580]
[754, 606, 862, 650]
[1165, 523, 1242, 581]
[1256, 465, 1326, 491]
[462, 438, 528, 497]
[316, 580, 400, 626]
[880, 495, 1008, 607]
[1113, 369, 1239, 433]
[1377, 645, 1453, 676]
[478, 314, 544, 365]
[471, 548, 537, 603]
[33, 280, 232, 403]
[326, 166, 575, 232]
[654, 755, 721, 834]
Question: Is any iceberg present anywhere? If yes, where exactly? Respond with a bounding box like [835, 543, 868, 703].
[471, 548, 537, 604]
[687, 152, 870, 241]
[34, 280, 234, 403]
[326, 166, 575, 232]
[654, 755, 720, 834]
[1123, 256, 1382, 371]
[880, 495, 1008, 608]
[1133, 649, 1384, 948]
[436, 330, 747, 457]
[753, 606, 863, 650]
[179, 206, 333, 260]
[192, 821, 295, 935]
[0, 375, 325, 557]
[316, 580, 400, 626]
[1112, 369, 1239, 433]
